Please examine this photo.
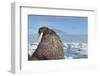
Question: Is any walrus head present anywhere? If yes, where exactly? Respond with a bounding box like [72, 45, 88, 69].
[38, 26, 53, 43]
[39, 26, 50, 35]
[38, 26, 60, 43]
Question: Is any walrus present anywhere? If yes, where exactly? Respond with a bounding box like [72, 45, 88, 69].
[32, 26, 64, 60]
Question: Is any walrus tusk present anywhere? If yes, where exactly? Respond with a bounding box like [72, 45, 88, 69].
[38, 32, 43, 44]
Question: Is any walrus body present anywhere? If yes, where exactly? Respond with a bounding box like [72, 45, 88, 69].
[32, 27, 64, 60]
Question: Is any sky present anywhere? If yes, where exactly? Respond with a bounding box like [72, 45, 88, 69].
[28, 15, 88, 35]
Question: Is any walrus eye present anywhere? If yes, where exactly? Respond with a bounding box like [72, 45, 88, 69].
[38, 32, 43, 43]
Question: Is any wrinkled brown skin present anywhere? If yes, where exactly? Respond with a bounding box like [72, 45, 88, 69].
[32, 27, 64, 60]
